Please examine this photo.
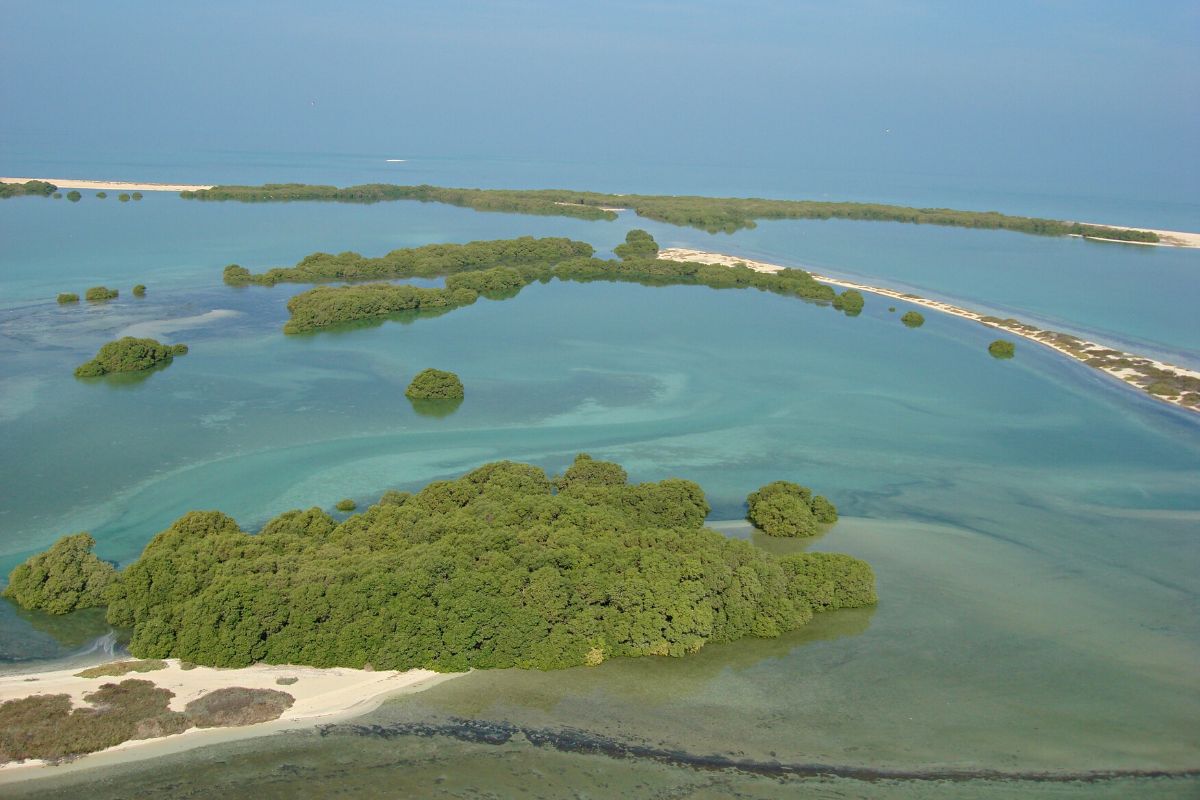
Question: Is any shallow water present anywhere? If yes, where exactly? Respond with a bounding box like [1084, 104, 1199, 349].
[0, 198, 1197, 797]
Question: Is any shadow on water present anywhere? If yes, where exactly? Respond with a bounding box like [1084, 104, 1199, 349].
[408, 397, 464, 418]
[6, 604, 117, 651]
[73, 360, 173, 389]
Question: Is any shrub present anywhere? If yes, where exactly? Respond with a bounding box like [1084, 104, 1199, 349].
[53, 192, 63, 199]
[132, 284, 146, 297]
[406, 368, 464, 400]
[74, 337, 187, 377]
[378, 490, 411, 506]
[96, 192, 107, 199]
[67, 191, 81, 202]
[57, 293, 79, 304]
[988, 339, 1016, 359]
[1146, 381, 1178, 396]
[555, 453, 628, 491]
[3, 533, 116, 614]
[613, 229, 659, 261]
[132, 192, 143, 200]
[833, 289, 864, 314]
[85, 286, 119, 302]
[335, 498, 357, 512]
[901, 311, 925, 328]
[76, 660, 168, 679]
[275, 676, 298, 685]
[119, 193, 131, 202]
[183, 687, 294, 727]
[746, 481, 839, 537]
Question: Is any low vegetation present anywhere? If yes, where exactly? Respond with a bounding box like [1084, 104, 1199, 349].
[84, 286, 119, 302]
[335, 499, 357, 512]
[76, 660, 168, 679]
[833, 289, 865, 315]
[57, 292, 79, 304]
[901, 310, 925, 327]
[0, 679, 295, 765]
[747, 481, 839, 538]
[118, 193, 131, 202]
[989, 339, 1016, 359]
[406, 368, 465, 400]
[67, 190, 81, 202]
[9, 456, 874, 672]
[0, 180, 56, 199]
[96, 192, 108, 199]
[2, 533, 116, 615]
[75, 337, 189, 377]
[180, 182, 1160, 242]
[132, 284, 147, 297]
[279, 232, 849, 333]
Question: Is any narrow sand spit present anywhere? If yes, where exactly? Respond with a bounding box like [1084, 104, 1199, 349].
[1072, 223, 1200, 248]
[659, 248, 1200, 415]
[0, 659, 457, 781]
[1, 177, 213, 192]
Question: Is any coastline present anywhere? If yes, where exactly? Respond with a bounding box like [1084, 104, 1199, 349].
[0, 658, 458, 784]
[1072, 223, 1200, 248]
[0, 177, 214, 192]
[659, 248, 1200, 415]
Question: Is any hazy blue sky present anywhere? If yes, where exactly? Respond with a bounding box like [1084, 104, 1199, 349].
[2, 1, 1197, 208]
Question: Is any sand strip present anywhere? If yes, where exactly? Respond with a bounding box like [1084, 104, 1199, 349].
[0, 658, 457, 783]
[1, 178, 214, 192]
[659, 248, 1200, 415]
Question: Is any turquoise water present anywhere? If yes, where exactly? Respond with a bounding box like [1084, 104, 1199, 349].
[1, 198, 1198, 795]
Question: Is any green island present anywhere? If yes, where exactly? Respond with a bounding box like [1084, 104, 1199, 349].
[334, 498, 357, 512]
[179, 182, 1160, 241]
[271, 232, 856, 333]
[0, 179, 56, 199]
[406, 368, 465, 400]
[66, 190, 81, 202]
[989, 339, 1016, 359]
[6, 456, 875, 672]
[132, 283, 147, 296]
[747, 481, 839, 537]
[84, 285, 119, 302]
[57, 292, 80, 304]
[75, 337, 189, 377]
[901, 310, 925, 327]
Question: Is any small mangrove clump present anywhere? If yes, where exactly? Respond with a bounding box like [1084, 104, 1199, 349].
[613, 229, 660, 261]
[2, 533, 116, 615]
[989, 339, 1016, 359]
[132, 192, 143, 201]
[118, 193, 131, 202]
[832, 289, 865, 315]
[132, 284, 147, 297]
[76, 660, 167, 679]
[405, 368, 464, 400]
[85, 286, 119, 302]
[335, 499, 357, 512]
[75, 337, 188, 377]
[57, 293, 79, 304]
[747, 481, 839, 538]
[67, 190, 82, 202]
[96, 192, 107, 199]
[901, 311, 925, 328]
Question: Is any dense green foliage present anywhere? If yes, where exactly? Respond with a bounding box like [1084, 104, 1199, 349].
[84, 286, 119, 302]
[57, 292, 79, 304]
[132, 191, 143, 200]
[67, 190, 81, 202]
[132, 284, 147, 297]
[224, 236, 593, 286]
[832, 289, 865, 314]
[3, 533, 116, 615]
[901, 310, 925, 328]
[988, 339, 1016, 359]
[0, 680, 294, 764]
[280, 233, 845, 333]
[405, 368, 465, 400]
[96, 191, 108, 199]
[746, 481, 839, 538]
[37, 457, 880, 672]
[181, 182, 1160, 242]
[75, 337, 188, 377]
[613, 229, 660, 261]
[335, 499, 357, 512]
[0, 180, 56, 199]
[76, 659, 167, 678]
[118, 193, 131, 202]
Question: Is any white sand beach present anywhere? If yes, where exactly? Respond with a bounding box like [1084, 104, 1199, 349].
[0, 177, 214, 192]
[0, 659, 457, 782]
[659, 248, 1200, 415]
[1074, 223, 1200, 248]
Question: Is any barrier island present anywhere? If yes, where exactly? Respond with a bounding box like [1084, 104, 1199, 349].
[5, 456, 875, 672]
[179, 182, 1163, 242]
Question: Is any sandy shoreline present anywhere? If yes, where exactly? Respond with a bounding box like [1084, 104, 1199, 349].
[0, 177, 214, 192]
[1073, 223, 1200, 248]
[0, 658, 457, 783]
[660, 248, 1200, 415]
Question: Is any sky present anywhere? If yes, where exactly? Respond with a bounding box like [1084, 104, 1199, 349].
[1, 1, 1197, 209]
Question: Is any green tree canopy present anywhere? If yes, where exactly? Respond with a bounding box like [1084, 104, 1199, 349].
[901, 310, 925, 328]
[988, 339, 1016, 359]
[75, 337, 188, 377]
[405, 368, 465, 400]
[613, 229, 659, 261]
[747, 481, 839, 537]
[3, 533, 116, 615]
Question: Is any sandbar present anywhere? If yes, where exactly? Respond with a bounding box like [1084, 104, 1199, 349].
[659, 248, 1200, 415]
[0, 658, 457, 783]
[0, 177, 214, 193]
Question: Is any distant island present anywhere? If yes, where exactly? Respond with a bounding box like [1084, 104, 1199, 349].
[5, 456, 875, 672]
[75, 337, 188, 378]
[174, 182, 1173, 243]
